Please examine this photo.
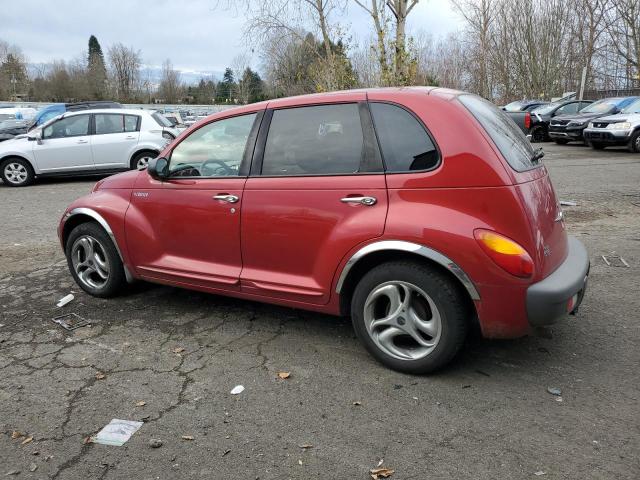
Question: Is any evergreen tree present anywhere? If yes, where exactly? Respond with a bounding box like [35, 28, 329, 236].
[87, 35, 107, 99]
[216, 68, 236, 103]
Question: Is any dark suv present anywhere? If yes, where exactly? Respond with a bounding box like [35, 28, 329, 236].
[528, 100, 593, 142]
[548, 97, 638, 144]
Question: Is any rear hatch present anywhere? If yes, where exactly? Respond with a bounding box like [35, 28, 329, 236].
[458, 95, 568, 280]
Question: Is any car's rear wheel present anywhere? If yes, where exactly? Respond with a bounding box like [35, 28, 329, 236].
[65, 222, 126, 297]
[530, 125, 547, 143]
[130, 150, 158, 170]
[351, 261, 468, 374]
[554, 139, 569, 145]
[628, 130, 640, 153]
[590, 142, 605, 150]
[1, 157, 35, 187]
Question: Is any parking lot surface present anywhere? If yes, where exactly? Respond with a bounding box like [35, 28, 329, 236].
[1, 143, 639, 479]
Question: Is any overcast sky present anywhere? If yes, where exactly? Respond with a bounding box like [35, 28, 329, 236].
[3, 0, 462, 76]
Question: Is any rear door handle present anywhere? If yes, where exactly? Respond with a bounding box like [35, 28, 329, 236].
[213, 194, 239, 203]
[125, 135, 136, 140]
[76, 139, 89, 144]
[340, 196, 377, 206]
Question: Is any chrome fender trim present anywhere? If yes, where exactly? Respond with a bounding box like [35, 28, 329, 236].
[335, 240, 480, 300]
[64, 207, 134, 283]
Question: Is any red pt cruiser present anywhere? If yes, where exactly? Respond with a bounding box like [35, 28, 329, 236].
[58, 88, 589, 373]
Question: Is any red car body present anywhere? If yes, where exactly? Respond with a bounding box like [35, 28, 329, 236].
[58, 87, 589, 341]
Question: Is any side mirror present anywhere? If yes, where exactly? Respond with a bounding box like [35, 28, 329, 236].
[611, 107, 620, 115]
[28, 130, 42, 144]
[147, 157, 169, 179]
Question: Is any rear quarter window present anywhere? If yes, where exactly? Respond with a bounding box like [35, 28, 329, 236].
[458, 94, 537, 172]
[369, 102, 439, 172]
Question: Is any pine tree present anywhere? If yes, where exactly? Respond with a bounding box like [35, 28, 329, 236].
[87, 35, 107, 100]
[216, 68, 236, 103]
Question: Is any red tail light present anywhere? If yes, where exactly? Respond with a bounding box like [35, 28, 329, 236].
[524, 112, 531, 130]
[474, 229, 534, 278]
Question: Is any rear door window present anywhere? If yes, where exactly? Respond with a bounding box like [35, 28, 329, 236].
[261, 104, 364, 176]
[458, 94, 537, 172]
[369, 102, 439, 172]
[95, 114, 125, 135]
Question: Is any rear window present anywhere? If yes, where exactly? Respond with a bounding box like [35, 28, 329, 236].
[458, 94, 537, 172]
[152, 112, 173, 128]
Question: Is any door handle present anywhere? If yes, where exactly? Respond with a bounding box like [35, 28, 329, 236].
[340, 196, 377, 206]
[76, 139, 89, 144]
[125, 135, 136, 140]
[213, 194, 239, 203]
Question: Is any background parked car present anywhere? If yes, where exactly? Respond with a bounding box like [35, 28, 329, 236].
[549, 96, 639, 144]
[0, 107, 37, 122]
[583, 98, 640, 152]
[528, 100, 593, 142]
[27, 101, 122, 131]
[0, 119, 30, 142]
[0, 108, 177, 187]
[502, 99, 550, 134]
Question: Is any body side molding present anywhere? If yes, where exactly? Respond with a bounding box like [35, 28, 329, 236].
[335, 240, 480, 300]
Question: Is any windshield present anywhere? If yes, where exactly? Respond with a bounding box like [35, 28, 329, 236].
[621, 98, 640, 114]
[151, 112, 173, 128]
[503, 101, 525, 112]
[581, 98, 626, 114]
[531, 103, 561, 115]
[459, 94, 538, 172]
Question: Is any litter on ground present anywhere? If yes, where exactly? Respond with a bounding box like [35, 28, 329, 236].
[52, 313, 90, 331]
[56, 294, 75, 308]
[230, 385, 245, 395]
[92, 419, 143, 446]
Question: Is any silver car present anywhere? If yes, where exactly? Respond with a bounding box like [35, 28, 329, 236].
[583, 98, 640, 152]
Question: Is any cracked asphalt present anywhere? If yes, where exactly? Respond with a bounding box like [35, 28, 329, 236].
[1, 143, 639, 479]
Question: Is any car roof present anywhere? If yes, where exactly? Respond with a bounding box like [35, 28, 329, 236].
[62, 108, 154, 116]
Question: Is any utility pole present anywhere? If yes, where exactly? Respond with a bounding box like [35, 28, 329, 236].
[578, 66, 587, 100]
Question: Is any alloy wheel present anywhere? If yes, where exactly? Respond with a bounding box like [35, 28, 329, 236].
[363, 281, 442, 360]
[136, 156, 153, 169]
[71, 235, 110, 289]
[4, 162, 28, 185]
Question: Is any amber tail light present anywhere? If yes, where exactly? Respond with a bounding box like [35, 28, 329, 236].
[474, 229, 534, 278]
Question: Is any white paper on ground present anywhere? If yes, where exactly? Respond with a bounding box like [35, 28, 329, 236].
[57, 294, 75, 308]
[93, 419, 143, 446]
[230, 385, 245, 395]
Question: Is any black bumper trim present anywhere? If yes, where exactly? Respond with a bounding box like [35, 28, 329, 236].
[526, 236, 589, 326]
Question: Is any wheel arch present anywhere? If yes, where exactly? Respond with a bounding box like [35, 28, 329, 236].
[0, 154, 36, 172]
[61, 208, 133, 282]
[336, 241, 480, 318]
[129, 148, 159, 168]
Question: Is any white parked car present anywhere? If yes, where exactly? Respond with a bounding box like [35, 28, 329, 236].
[0, 109, 179, 187]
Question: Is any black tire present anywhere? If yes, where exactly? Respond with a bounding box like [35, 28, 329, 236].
[65, 222, 126, 298]
[130, 150, 158, 170]
[0, 157, 35, 187]
[554, 139, 569, 145]
[628, 130, 640, 153]
[350, 261, 468, 374]
[590, 142, 605, 150]
[530, 125, 547, 143]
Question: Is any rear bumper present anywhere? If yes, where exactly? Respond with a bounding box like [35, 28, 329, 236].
[526, 236, 589, 326]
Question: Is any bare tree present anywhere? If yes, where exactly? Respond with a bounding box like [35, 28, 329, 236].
[606, 0, 640, 86]
[107, 43, 141, 101]
[158, 59, 182, 103]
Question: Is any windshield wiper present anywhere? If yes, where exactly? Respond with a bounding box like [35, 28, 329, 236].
[531, 147, 544, 164]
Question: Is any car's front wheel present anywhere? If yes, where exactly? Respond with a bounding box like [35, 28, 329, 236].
[351, 261, 468, 374]
[1, 157, 35, 187]
[65, 222, 126, 297]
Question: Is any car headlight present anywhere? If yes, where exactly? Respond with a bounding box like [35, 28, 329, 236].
[568, 121, 586, 127]
[588, 122, 595, 128]
[608, 122, 631, 130]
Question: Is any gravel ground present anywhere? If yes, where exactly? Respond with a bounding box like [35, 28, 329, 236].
[1, 143, 639, 479]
